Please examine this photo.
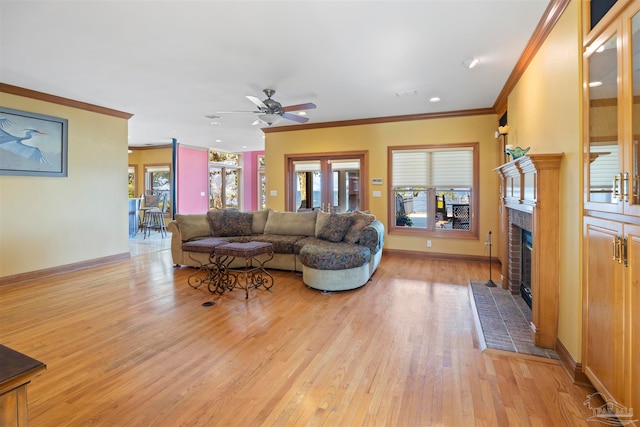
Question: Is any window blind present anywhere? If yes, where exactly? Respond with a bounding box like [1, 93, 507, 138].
[590, 144, 618, 189]
[392, 148, 473, 187]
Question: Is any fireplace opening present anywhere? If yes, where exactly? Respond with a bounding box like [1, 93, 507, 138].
[521, 229, 533, 308]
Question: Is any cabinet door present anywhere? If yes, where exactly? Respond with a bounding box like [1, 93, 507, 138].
[585, 26, 623, 214]
[625, 7, 640, 216]
[583, 217, 625, 402]
[625, 224, 640, 413]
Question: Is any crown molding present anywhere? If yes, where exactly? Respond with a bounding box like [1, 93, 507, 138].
[0, 83, 133, 120]
[263, 108, 496, 134]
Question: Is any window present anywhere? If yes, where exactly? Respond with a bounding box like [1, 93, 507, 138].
[258, 155, 266, 210]
[389, 143, 478, 237]
[128, 165, 137, 198]
[209, 151, 241, 210]
[144, 164, 171, 205]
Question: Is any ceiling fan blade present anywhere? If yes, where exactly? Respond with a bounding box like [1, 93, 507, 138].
[215, 110, 262, 114]
[246, 95, 268, 110]
[282, 113, 310, 124]
[283, 102, 316, 112]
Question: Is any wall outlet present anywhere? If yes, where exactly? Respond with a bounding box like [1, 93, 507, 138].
[270, 190, 277, 196]
[427, 240, 432, 248]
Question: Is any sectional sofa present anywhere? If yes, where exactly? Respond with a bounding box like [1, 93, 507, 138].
[166, 209, 384, 292]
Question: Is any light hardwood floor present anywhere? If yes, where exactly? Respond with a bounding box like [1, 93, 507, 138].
[1, 250, 596, 426]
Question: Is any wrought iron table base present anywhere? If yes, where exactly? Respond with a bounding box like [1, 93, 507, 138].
[215, 251, 274, 299]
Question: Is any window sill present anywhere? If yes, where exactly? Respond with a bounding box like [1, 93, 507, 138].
[389, 226, 479, 240]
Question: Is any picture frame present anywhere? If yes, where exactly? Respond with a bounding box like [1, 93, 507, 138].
[0, 107, 68, 177]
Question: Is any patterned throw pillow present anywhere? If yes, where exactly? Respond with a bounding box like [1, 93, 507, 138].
[343, 211, 376, 244]
[206, 210, 253, 237]
[219, 211, 254, 236]
[206, 210, 225, 237]
[317, 213, 353, 243]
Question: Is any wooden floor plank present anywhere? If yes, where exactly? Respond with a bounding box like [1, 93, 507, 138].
[0, 251, 596, 426]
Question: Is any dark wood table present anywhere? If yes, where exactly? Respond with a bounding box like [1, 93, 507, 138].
[0, 345, 46, 426]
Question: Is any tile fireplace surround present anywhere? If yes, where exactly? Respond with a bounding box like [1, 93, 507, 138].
[494, 154, 562, 349]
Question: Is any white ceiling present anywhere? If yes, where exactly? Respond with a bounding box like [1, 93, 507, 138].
[0, 0, 550, 153]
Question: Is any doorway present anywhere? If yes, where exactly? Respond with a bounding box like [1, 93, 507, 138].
[285, 152, 367, 213]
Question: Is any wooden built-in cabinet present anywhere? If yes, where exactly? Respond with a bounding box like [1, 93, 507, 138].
[583, 0, 640, 419]
[583, 216, 640, 420]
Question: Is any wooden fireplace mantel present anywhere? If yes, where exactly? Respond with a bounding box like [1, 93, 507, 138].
[494, 153, 563, 349]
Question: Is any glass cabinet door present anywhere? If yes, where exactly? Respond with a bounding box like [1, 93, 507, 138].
[586, 31, 622, 211]
[630, 10, 640, 209]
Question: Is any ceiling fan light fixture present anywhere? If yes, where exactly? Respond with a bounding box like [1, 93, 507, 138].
[258, 114, 283, 126]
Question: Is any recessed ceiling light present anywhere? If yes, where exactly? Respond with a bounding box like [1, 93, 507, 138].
[242, 145, 247, 149]
[429, 97, 441, 103]
[215, 139, 222, 143]
[589, 81, 603, 87]
[298, 111, 307, 116]
[463, 58, 480, 69]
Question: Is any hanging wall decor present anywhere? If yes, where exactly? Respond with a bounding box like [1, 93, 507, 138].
[0, 107, 68, 177]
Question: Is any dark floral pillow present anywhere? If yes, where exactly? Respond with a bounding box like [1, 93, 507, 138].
[343, 211, 376, 244]
[207, 210, 253, 237]
[219, 211, 254, 236]
[317, 213, 353, 243]
[206, 210, 225, 237]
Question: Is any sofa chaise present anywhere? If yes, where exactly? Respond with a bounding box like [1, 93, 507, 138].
[166, 209, 384, 292]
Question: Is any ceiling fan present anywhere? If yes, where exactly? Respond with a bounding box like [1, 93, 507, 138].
[216, 89, 316, 126]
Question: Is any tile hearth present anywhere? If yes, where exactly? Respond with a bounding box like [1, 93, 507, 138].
[470, 281, 559, 359]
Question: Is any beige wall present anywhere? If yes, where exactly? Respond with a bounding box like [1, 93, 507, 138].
[507, 0, 582, 359]
[0, 92, 130, 278]
[264, 114, 502, 257]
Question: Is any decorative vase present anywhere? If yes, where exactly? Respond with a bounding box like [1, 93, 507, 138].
[506, 146, 530, 159]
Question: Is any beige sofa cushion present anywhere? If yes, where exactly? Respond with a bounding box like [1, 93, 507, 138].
[175, 214, 211, 241]
[264, 210, 317, 236]
[315, 211, 330, 237]
[250, 209, 270, 234]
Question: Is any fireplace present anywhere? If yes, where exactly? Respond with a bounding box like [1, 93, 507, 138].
[495, 153, 562, 349]
[507, 210, 532, 300]
[521, 229, 532, 308]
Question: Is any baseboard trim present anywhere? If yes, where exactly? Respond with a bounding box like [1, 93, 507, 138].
[384, 248, 500, 265]
[556, 338, 593, 388]
[0, 253, 130, 286]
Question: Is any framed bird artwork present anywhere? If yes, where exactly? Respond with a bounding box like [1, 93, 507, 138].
[0, 107, 68, 177]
